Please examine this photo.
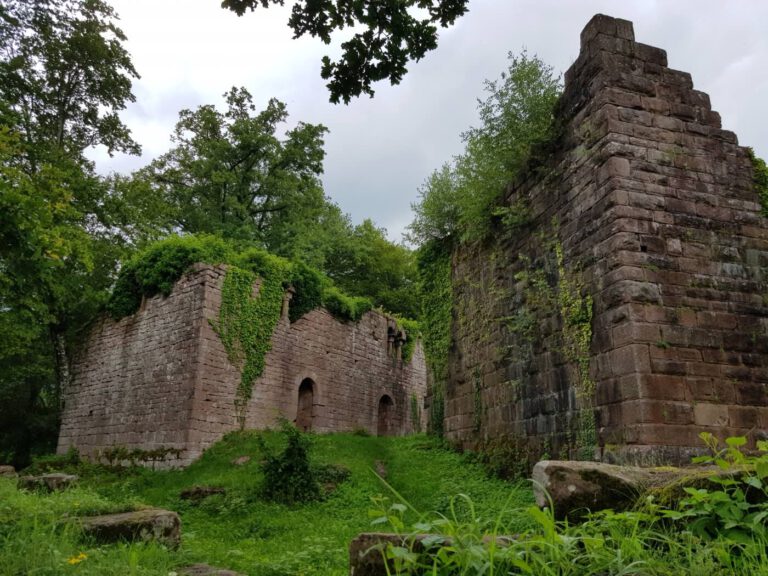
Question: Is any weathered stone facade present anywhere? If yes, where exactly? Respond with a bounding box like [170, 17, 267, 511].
[446, 15, 768, 465]
[58, 264, 426, 466]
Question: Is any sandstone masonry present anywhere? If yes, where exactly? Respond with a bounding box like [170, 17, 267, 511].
[58, 264, 426, 466]
[445, 15, 768, 465]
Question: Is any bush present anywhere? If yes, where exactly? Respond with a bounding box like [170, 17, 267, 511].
[322, 286, 372, 322]
[108, 235, 234, 318]
[258, 421, 320, 504]
[288, 261, 325, 322]
[749, 148, 768, 216]
[408, 51, 561, 246]
[662, 432, 768, 542]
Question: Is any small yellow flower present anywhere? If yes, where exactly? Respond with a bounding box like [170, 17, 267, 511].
[66, 552, 87, 565]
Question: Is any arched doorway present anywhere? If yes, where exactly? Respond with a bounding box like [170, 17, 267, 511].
[377, 395, 394, 436]
[296, 378, 315, 432]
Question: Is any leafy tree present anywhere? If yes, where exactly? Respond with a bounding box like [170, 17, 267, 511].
[0, 0, 141, 465]
[221, 0, 470, 104]
[324, 219, 419, 318]
[407, 52, 560, 438]
[408, 51, 561, 245]
[143, 87, 329, 255]
[0, 0, 140, 165]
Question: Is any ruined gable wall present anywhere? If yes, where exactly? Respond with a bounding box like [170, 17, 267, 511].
[446, 15, 768, 465]
[59, 264, 427, 466]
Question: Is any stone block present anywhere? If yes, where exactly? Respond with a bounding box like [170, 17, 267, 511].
[349, 532, 513, 576]
[179, 565, 244, 576]
[533, 460, 689, 520]
[80, 509, 181, 548]
[18, 473, 78, 492]
[581, 14, 635, 46]
[693, 403, 729, 427]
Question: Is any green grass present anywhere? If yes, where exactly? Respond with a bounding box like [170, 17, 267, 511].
[0, 433, 532, 575]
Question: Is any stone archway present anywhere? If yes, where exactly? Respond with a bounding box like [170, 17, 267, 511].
[296, 378, 315, 432]
[377, 395, 394, 436]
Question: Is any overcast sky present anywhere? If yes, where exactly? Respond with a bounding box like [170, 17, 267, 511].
[91, 0, 768, 243]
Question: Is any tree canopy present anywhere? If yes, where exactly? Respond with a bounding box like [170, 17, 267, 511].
[220, 0, 470, 104]
[407, 51, 562, 246]
[142, 87, 329, 250]
[0, 0, 143, 465]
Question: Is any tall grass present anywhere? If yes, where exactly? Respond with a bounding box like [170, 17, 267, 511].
[371, 433, 768, 576]
[0, 433, 531, 575]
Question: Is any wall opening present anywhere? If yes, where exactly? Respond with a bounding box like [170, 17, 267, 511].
[377, 394, 394, 436]
[297, 378, 315, 432]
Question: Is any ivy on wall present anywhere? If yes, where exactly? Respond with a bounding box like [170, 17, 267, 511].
[213, 251, 289, 427]
[748, 148, 768, 216]
[502, 220, 596, 459]
[416, 240, 453, 436]
[394, 316, 421, 364]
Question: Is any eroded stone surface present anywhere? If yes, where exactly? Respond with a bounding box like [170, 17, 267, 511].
[533, 460, 661, 519]
[80, 508, 181, 548]
[178, 564, 244, 576]
[0, 465, 16, 478]
[18, 473, 78, 492]
[179, 485, 226, 502]
[532, 459, 738, 519]
[349, 532, 514, 576]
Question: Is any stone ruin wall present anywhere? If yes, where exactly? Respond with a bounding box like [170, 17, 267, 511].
[446, 15, 768, 465]
[58, 264, 427, 466]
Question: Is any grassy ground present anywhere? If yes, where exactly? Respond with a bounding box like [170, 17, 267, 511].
[0, 433, 532, 575]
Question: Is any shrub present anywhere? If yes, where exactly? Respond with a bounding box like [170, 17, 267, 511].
[662, 432, 768, 543]
[322, 286, 372, 322]
[258, 421, 320, 504]
[287, 261, 325, 322]
[107, 235, 234, 318]
[748, 148, 768, 216]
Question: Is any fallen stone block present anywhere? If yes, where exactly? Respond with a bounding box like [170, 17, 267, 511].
[231, 456, 250, 466]
[0, 465, 17, 478]
[18, 473, 78, 492]
[349, 532, 513, 576]
[179, 485, 226, 502]
[80, 508, 181, 548]
[178, 564, 245, 576]
[532, 460, 731, 520]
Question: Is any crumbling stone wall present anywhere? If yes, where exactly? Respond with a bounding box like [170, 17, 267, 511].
[58, 264, 426, 466]
[446, 14, 768, 465]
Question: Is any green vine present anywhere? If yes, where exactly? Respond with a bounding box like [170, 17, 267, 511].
[395, 316, 421, 363]
[472, 369, 483, 433]
[416, 240, 452, 437]
[213, 262, 286, 428]
[748, 148, 768, 216]
[502, 221, 596, 458]
[553, 237, 596, 459]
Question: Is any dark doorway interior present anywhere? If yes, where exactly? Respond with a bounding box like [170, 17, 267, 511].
[377, 394, 394, 436]
[297, 378, 315, 432]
